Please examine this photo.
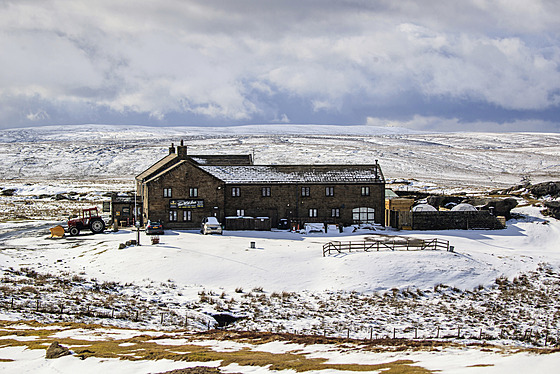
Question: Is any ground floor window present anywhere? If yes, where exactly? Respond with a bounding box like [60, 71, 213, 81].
[352, 207, 374, 223]
[169, 210, 178, 222]
[331, 208, 340, 218]
[309, 208, 318, 218]
[236, 209, 245, 216]
[183, 210, 192, 221]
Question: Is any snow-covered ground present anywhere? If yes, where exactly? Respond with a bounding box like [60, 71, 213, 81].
[1, 125, 560, 372]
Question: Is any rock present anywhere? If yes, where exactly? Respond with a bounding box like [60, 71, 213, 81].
[543, 201, 560, 219]
[46, 341, 71, 359]
[529, 181, 560, 198]
[1, 188, 17, 196]
[464, 197, 518, 219]
[426, 195, 463, 209]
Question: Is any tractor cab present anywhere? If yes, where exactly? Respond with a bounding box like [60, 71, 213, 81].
[67, 207, 106, 236]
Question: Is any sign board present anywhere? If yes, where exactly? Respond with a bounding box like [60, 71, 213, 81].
[112, 196, 136, 203]
[169, 199, 204, 209]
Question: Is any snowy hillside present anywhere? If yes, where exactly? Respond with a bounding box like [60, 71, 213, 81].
[1, 125, 559, 191]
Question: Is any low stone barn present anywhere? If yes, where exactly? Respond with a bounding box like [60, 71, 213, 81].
[135, 141, 386, 229]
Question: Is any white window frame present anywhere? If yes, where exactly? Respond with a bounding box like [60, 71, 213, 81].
[331, 208, 340, 218]
[301, 187, 310, 197]
[169, 210, 178, 222]
[361, 186, 370, 196]
[236, 209, 245, 216]
[232, 187, 240, 197]
[326, 186, 334, 196]
[163, 188, 172, 198]
[183, 210, 192, 221]
[189, 187, 198, 197]
[309, 208, 318, 218]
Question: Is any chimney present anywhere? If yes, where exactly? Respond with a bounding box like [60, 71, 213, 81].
[177, 139, 188, 159]
[169, 143, 175, 155]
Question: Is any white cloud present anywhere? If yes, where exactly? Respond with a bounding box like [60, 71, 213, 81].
[0, 1, 558, 130]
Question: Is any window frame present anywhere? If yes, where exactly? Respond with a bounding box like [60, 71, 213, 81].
[232, 187, 241, 197]
[309, 208, 318, 218]
[189, 187, 198, 198]
[301, 186, 310, 197]
[361, 186, 370, 196]
[163, 188, 172, 198]
[183, 210, 192, 222]
[169, 210, 178, 222]
[325, 186, 334, 197]
[261, 186, 271, 197]
[331, 208, 340, 218]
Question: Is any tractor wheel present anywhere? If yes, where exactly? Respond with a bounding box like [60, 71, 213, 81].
[90, 219, 106, 234]
[69, 226, 80, 236]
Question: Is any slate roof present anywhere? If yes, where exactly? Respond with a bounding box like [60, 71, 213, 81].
[136, 153, 178, 181]
[189, 155, 253, 166]
[198, 165, 384, 184]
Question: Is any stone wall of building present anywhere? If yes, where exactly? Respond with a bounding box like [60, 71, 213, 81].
[411, 211, 505, 230]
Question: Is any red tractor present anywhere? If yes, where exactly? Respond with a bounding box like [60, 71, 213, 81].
[67, 207, 106, 236]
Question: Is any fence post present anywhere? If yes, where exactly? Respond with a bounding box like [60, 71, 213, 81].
[436, 326, 440, 338]
[36, 299, 40, 312]
[161, 313, 164, 324]
[414, 327, 418, 339]
[393, 328, 396, 339]
[370, 327, 373, 340]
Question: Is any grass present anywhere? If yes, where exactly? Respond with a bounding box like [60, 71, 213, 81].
[0, 320, 435, 372]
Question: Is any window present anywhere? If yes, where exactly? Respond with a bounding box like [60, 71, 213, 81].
[301, 187, 310, 197]
[309, 208, 318, 218]
[169, 210, 177, 222]
[262, 187, 271, 197]
[163, 188, 172, 198]
[331, 208, 340, 218]
[183, 210, 192, 221]
[352, 207, 375, 223]
[325, 187, 334, 196]
[232, 187, 240, 197]
[361, 186, 370, 196]
[189, 187, 198, 197]
[236, 209, 245, 216]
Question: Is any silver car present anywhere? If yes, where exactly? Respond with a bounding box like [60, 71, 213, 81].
[201, 217, 223, 235]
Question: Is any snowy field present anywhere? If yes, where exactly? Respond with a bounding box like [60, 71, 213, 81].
[1, 125, 560, 373]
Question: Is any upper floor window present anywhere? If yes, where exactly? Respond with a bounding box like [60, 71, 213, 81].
[236, 209, 245, 216]
[189, 187, 198, 197]
[232, 187, 240, 197]
[301, 187, 310, 197]
[309, 208, 318, 218]
[163, 188, 172, 198]
[361, 186, 370, 196]
[325, 187, 334, 196]
[262, 187, 271, 197]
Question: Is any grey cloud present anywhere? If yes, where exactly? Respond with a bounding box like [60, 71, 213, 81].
[0, 0, 559, 131]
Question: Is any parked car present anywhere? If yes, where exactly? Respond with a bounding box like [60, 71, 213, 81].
[201, 217, 223, 235]
[145, 220, 164, 235]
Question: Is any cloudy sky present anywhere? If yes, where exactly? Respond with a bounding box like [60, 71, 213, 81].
[1, 0, 559, 132]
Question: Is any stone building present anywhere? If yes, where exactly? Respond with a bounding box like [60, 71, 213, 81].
[136, 141, 386, 229]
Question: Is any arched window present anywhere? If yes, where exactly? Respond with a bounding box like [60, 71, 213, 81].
[352, 207, 375, 223]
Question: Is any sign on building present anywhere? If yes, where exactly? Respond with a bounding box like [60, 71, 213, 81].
[169, 199, 204, 209]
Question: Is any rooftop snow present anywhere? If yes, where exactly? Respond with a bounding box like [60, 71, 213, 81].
[198, 165, 384, 184]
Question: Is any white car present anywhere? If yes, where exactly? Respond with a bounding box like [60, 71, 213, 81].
[201, 217, 223, 235]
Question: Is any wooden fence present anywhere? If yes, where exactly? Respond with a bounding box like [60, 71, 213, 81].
[323, 237, 450, 257]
